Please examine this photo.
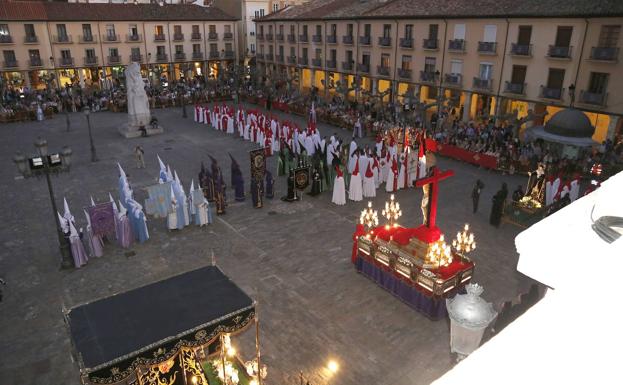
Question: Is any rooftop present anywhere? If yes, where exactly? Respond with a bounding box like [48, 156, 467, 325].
[0, 1, 238, 21]
[257, 0, 623, 21]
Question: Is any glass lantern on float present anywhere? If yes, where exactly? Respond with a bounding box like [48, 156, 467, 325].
[244, 357, 267, 385]
[446, 283, 497, 361]
[382, 194, 402, 228]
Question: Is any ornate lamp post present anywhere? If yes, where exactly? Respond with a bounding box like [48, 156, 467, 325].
[13, 138, 73, 268]
[83, 107, 98, 162]
[382, 194, 402, 228]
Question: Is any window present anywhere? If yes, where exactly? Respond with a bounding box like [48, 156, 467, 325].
[405, 24, 413, 40]
[131, 47, 140, 57]
[511, 65, 527, 83]
[364, 24, 371, 37]
[401, 55, 411, 70]
[347, 24, 353, 37]
[315, 25, 321, 36]
[193, 44, 201, 53]
[28, 49, 40, 59]
[60, 49, 71, 59]
[362, 53, 370, 66]
[0, 24, 9, 36]
[210, 43, 218, 52]
[383, 24, 391, 39]
[226, 43, 232, 52]
[290, 46, 295, 56]
[109, 48, 119, 57]
[254, 11, 259, 19]
[424, 57, 436, 73]
[479, 62, 493, 80]
[290, 25, 295, 34]
[598, 25, 621, 47]
[259, 26, 264, 35]
[57, 24, 67, 39]
[483, 25, 497, 42]
[517, 26, 532, 45]
[260, 9, 264, 17]
[546, 68, 565, 89]
[268, 25, 273, 34]
[330, 24, 337, 36]
[268, 44, 273, 54]
[450, 59, 462, 74]
[209, 25, 216, 34]
[225, 25, 232, 34]
[381, 53, 390, 67]
[588, 72, 609, 94]
[279, 45, 284, 56]
[428, 24, 438, 40]
[174, 25, 182, 35]
[453, 24, 465, 40]
[24, 24, 36, 38]
[302, 47, 308, 59]
[82, 24, 92, 40]
[3, 50, 16, 62]
[303, 25, 308, 35]
[555, 26, 573, 47]
[192, 25, 200, 34]
[273, 3, 278, 12]
[279, 25, 284, 35]
[85, 48, 96, 58]
[346, 50, 353, 63]
[315, 48, 321, 59]
[106, 24, 116, 39]
[174, 45, 183, 54]
[330, 49, 336, 61]
[155, 25, 164, 35]
[157, 46, 166, 55]
[250, 43, 255, 53]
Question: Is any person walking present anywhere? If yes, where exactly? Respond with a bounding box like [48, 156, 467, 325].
[472, 179, 484, 213]
[134, 145, 145, 169]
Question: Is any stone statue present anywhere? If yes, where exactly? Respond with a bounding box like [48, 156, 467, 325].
[125, 62, 150, 128]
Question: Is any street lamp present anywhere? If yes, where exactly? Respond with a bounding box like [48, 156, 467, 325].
[568, 83, 576, 107]
[13, 138, 74, 269]
[83, 107, 98, 162]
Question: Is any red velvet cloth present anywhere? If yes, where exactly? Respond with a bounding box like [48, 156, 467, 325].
[437, 144, 498, 169]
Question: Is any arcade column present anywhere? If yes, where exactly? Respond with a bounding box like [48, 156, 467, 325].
[462, 91, 472, 122]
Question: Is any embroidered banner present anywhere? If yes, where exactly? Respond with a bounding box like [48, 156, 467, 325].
[145, 181, 173, 218]
[87, 202, 115, 237]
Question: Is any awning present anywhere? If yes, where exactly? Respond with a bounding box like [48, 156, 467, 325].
[66, 265, 255, 383]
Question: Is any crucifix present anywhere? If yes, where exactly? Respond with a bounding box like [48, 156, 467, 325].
[414, 166, 454, 230]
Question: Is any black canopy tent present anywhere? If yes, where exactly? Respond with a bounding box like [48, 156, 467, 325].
[65, 265, 256, 384]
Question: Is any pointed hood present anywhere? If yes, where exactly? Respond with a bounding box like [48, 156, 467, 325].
[69, 220, 79, 237]
[166, 165, 173, 182]
[58, 211, 69, 233]
[170, 185, 177, 205]
[158, 155, 168, 183]
[90, 196, 96, 207]
[118, 200, 127, 216]
[84, 209, 92, 227]
[117, 163, 126, 180]
[190, 179, 195, 193]
[63, 197, 73, 221]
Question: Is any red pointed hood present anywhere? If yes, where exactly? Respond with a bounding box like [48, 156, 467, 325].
[352, 159, 360, 176]
[365, 163, 374, 178]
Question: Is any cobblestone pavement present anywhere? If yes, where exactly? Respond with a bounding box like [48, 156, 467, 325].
[0, 105, 535, 385]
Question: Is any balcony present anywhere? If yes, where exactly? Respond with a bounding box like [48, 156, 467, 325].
[327, 35, 337, 44]
[29, 58, 43, 67]
[423, 38, 438, 50]
[377, 66, 390, 77]
[192, 52, 203, 60]
[580, 90, 607, 106]
[312, 34, 322, 43]
[276, 34, 284, 41]
[444, 73, 462, 86]
[84, 56, 98, 66]
[510, 43, 532, 56]
[0, 35, 13, 44]
[257, 34, 264, 41]
[79, 35, 96, 43]
[378, 36, 391, 47]
[478, 41, 497, 54]
[400, 38, 413, 48]
[191, 32, 202, 41]
[359, 36, 371, 45]
[224, 50, 235, 59]
[448, 39, 465, 52]
[266, 33, 273, 41]
[398, 68, 412, 79]
[326, 59, 336, 69]
[104, 34, 120, 43]
[108, 55, 122, 64]
[126, 34, 142, 43]
[311, 58, 322, 67]
[342, 35, 353, 45]
[174, 52, 186, 61]
[357, 63, 369, 73]
[473, 77, 493, 91]
[224, 32, 233, 40]
[287, 56, 297, 64]
[266, 53, 274, 61]
[504, 81, 526, 95]
[59, 57, 74, 67]
[298, 57, 308, 65]
[276, 55, 284, 63]
[256, 53, 264, 60]
[548, 45, 572, 59]
[209, 51, 220, 59]
[540, 85, 563, 100]
[208, 32, 219, 40]
[156, 53, 168, 62]
[287, 34, 296, 43]
[24, 35, 38, 44]
[590, 47, 619, 62]
[420, 71, 437, 83]
[130, 54, 143, 62]
[53, 35, 72, 44]
[173, 33, 184, 42]
[3, 60, 18, 68]
[299, 34, 308, 43]
[342, 61, 353, 71]
[154, 34, 166, 42]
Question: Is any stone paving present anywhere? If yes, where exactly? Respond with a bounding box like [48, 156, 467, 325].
[0, 105, 536, 385]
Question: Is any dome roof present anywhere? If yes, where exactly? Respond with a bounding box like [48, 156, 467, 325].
[544, 109, 595, 138]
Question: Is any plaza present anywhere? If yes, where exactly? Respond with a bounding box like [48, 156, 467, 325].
[0, 105, 534, 385]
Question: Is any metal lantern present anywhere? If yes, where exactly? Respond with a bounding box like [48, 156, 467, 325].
[446, 283, 497, 359]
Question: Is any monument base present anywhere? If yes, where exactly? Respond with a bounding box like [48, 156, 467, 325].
[118, 123, 164, 138]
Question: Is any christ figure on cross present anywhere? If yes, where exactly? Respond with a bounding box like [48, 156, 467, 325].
[414, 166, 454, 230]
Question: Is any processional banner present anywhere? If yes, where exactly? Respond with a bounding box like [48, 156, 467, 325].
[145, 181, 173, 218]
[249, 148, 266, 180]
[87, 202, 115, 237]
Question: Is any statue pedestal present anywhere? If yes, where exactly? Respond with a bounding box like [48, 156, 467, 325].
[118, 123, 164, 138]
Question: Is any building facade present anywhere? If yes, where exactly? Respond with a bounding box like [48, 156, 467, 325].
[255, 0, 623, 142]
[0, 1, 238, 90]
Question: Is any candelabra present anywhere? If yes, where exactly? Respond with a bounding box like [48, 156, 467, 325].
[360, 201, 379, 232]
[245, 357, 267, 385]
[382, 194, 402, 228]
[426, 235, 453, 268]
[452, 224, 476, 255]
